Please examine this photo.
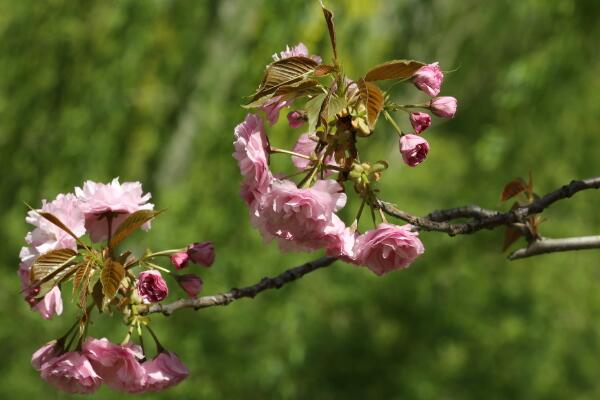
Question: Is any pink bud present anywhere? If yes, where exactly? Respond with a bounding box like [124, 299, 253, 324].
[187, 242, 215, 267]
[137, 270, 168, 303]
[412, 62, 444, 97]
[287, 111, 306, 128]
[409, 112, 431, 134]
[176, 274, 204, 298]
[170, 252, 189, 270]
[430, 96, 457, 118]
[399, 134, 430, 167]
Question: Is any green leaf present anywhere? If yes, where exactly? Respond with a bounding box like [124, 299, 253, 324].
[305, 93, 326, 133]
[100, 258, 125, 300]
[249, 56, 320, 103]
[326, 95, 347, 120]
[364, 60, 425, 81]
[357, 79, 384, 129]
[109, 209, 162, 248]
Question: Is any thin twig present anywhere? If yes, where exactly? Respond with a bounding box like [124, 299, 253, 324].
[138, 256, 337, 316]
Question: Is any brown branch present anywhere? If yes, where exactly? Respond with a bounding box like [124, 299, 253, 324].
[138, 256, 337, 316]
[379, 176, 600, 236]
[508, 235, 600, 260]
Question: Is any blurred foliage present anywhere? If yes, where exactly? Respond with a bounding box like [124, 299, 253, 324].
[1, 0, 600, 398]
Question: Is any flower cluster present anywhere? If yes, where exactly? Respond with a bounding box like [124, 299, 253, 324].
[233, 40, 458, 275]
[32, 337, 188, 394]
[19, 179, 215, 394]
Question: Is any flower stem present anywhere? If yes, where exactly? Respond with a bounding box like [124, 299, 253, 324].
[270, 146, 312, 160]
[383, 110, 404, 137]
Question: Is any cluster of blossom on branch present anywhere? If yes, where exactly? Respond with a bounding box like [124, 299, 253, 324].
[234, 5, 457, 275]
[18, 178, 215, 393]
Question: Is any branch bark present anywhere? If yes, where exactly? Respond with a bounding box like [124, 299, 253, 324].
[138, 256, 337, 316]
[508, 235, 600, 260]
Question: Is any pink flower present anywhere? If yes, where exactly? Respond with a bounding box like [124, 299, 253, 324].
[83, 338, 146, 393]
[170, 252, 189, 270]
[34, 286, 64, 320]
[409, 112, 431, 134]
[412, 62, 444, 97]
[142, 351, 189, 392]
[355, 223, 425, 275]
[322, 215, 358, 262]
[24, 193, 86, 255]
[233, 114, 273, 201]
[137, 270, 168, 303]
[75, 178, 154, 242]
[176, 274, 204, 298]
[272, 42, 322, 63]
[187, 242, 215, 267]
[262, 96, 291, 126]
[251, 179, 347, 251]
[287, 110, 306, 128]
[291, 133, 337, 172]
[39, 351, 102, 394]
[32, 340, 61, 371]
[399, 134, 430, 167]
[430, 96, 457, 118]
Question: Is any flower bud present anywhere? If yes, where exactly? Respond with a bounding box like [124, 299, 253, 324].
[170, 252, 189, 270]
[176, 274, 204, 298]
[287, 111, 306, 128]
[409, 112, 431, 134]
[187, 242, 215, 267]
[399, 134, 430, 167]
[137, 270, 168, 303]
[412, 62, 444, 96]
[430, 96, 457, 118]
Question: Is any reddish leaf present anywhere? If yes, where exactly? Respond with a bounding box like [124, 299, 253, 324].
[364, 60, 425, 82]
[502, 226, 523, 252]
[501, 178, 528, 202]
[357, 79, 384, 129]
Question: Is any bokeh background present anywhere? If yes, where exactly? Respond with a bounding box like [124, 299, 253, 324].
[1, 0, 600, 398]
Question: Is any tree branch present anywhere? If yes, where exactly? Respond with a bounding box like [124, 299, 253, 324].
[379, 177, 600, 236]
[508, 235, 600, 260]
[138, 256, 337, 316]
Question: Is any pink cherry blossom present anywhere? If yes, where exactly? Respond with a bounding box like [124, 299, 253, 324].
[170, 252, 189, 270]
[33, 286, 64, 320]
[83, 338, 146, 393]
[39, 351, 102, 394]
[412, 62, 444, 97]
[262, 96, 291, 126]
[287, 111, 306, 128]
[430, 96, 457, 118]
[233, 114, 273, 201]
[75, 178, 154, 242]
[322, 214, 358, 262]
[409, 112, 432, 134]
[32, 340, 61, 371]
[291, 133, 337, 172]
[142, 351, 189, 392]
[272, 42, 322, 63]
[176, 274, 204, 298]
[251, 179, 347, 251]
[137, 270, 169, 303]
[355, 223, 425, 275]
[399, 134, 430, 167]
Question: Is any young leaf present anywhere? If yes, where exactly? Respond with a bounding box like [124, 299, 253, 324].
[249, 56, 320, 103]
[357, 79, 384, 129]
[109, 210, 162, 248]
[73, 259, 94, 295]
[364, 60, 425, 82]
[501, 178, 528, 202]
[502, 225, 523, 251]
[327, 95, 347, 120]
[78, 265, 94, 311]
[30, 248, 78, 284]
[91, 280, 104, 312]
[321, 3, 337, 61]
[305, 93, 327, 133]
[315, 64, 336, 77]
[100, 258, 125, 300]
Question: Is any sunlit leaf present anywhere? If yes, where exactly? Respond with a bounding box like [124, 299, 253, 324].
[73, 259, 93, 296]
[364, 60, 425, 81]
[305, 93, 326, 133]
[109, 210, 162, 248]
[315, 64, 336, 77]
[357, 79, 384, 129]
[100, 258, 125, 300]
[501, 178, 528, 202]
[326, 95, 347, 120]
[30, 248, 78, 285]
[249, 56, 320, 103]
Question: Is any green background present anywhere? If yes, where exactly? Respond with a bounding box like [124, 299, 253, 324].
[1, 0, 600, 398]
